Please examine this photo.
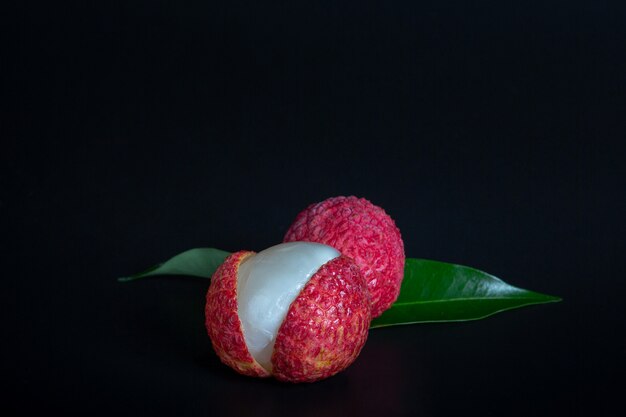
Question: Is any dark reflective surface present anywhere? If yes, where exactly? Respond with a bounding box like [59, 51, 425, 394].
[4, 1, 624, 416]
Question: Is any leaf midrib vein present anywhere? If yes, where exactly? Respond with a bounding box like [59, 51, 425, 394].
[391, 296, 549, 306]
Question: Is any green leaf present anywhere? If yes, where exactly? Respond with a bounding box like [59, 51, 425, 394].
[118, 248, 231, 282]
[370, 258, 561, 328]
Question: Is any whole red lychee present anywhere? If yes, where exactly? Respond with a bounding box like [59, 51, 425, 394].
[284, 196, 405, 318]
[205, 242, 371, 383]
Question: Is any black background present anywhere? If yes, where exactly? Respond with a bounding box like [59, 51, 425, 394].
[3, 1, 625, 416]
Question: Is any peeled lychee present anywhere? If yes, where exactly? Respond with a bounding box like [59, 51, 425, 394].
[284, 196, 405, 318]
[205, 242, 371, 383]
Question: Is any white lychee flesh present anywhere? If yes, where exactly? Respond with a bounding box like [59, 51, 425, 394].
[236, 242, 340, 371]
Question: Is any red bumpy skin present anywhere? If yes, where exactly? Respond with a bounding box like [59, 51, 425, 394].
[205, 251, 370, 383]
[272, 255, 371, 383]
[284, 196, 405, 318]
[205, 251, 269, 378]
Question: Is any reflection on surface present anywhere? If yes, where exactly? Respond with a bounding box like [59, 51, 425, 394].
[343, 333, 432, 416]
[199, 329, 432, 417]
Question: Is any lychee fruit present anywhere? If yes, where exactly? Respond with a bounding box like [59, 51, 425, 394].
[205, 242, 371, 383]
[284, 196, 405, 318]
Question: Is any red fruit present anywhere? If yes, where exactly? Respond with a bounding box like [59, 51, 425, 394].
[284, 196, 405, 318]
[205, 243, 371, 383]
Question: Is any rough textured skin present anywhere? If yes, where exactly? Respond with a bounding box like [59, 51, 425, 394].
[205, 251, 270, 378]
[284, 196, 405, 318]
[272, 255, 371, 383]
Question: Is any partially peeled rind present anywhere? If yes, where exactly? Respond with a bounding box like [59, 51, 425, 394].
[237, 242, 340, 371]
[205, 251, 269, 378]
[272, 255, 371, 382]
[205, 245, 371, 383]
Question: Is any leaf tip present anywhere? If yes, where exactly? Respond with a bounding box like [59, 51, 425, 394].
[117, 276, 136, 283]
[548, 295, 563, 303]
